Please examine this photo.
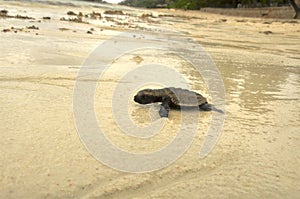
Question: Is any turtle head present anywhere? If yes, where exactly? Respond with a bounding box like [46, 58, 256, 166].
[134, 89, 161, 104]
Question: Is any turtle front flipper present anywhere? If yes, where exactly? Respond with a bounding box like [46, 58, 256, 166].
[159, 97, 171, 117]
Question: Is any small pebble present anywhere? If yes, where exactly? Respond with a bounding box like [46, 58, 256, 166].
[262, 30, 273, 35]
[0, 9, 8, 16]
[67, 11, 77, 16]
[2, 28, 10, 32]
[26, 25, 39, 30]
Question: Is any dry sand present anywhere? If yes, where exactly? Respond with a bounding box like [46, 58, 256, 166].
[0, 1, 300, 198]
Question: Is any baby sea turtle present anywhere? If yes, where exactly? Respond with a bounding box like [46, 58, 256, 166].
[134, 87, 223, 117]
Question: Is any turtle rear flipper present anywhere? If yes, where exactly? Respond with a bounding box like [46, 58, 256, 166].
[200, 103, 223, 114]
[199, 103, 211, 111]
[212, 107, 224, 114]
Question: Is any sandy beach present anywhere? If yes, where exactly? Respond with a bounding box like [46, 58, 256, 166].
[0, 0, 300, 198]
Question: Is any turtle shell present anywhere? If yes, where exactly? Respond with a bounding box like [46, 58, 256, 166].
[166, 87, 207, 107]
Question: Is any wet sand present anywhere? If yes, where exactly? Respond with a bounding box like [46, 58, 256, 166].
[0, 1, 300, 198]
